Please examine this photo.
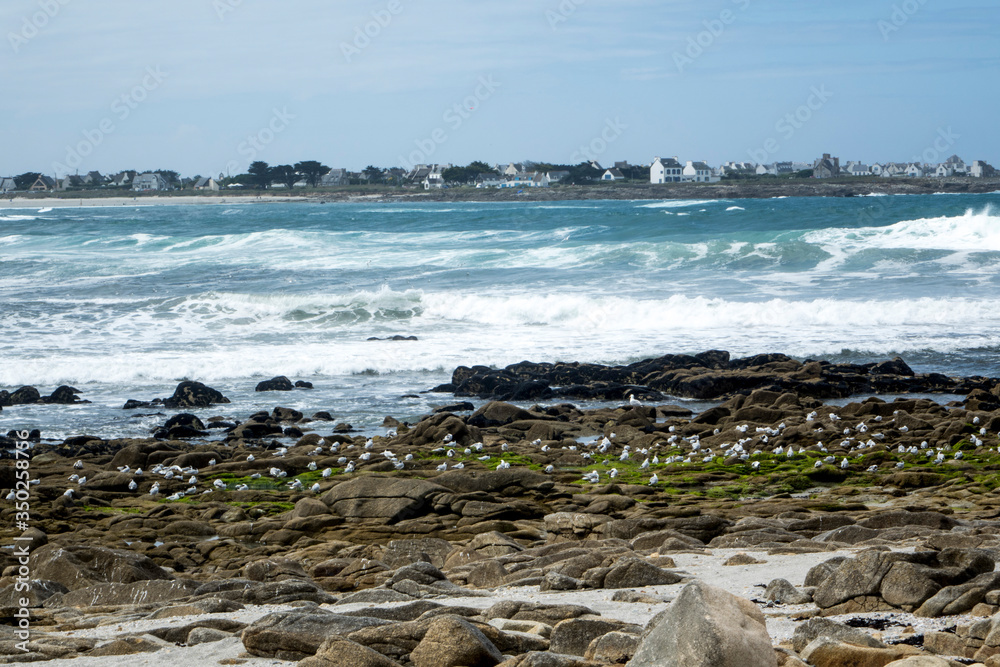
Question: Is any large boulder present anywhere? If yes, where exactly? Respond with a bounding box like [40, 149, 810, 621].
[28, 544, 174, 591]
[321, 476, 449, 522]
[242, 611, 392, 660]
[162, 380, 230, 408]
[409, 615, 504, 667]
[300, 637, 402, 667]
[628, 580, 777, 667]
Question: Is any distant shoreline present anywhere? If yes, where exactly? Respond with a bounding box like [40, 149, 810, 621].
[2, 177, 999, 208]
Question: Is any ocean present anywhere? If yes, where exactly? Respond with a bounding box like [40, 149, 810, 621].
[2, 193, 999, 440]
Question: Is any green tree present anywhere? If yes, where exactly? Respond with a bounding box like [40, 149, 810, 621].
[270, 165, 298, 190]
[442, 166, 469, 183]
[363, 165, 384, 183]
[248, 161, 271, 189]
[14, 172, 41, 190]
[294, 160, 330, 187]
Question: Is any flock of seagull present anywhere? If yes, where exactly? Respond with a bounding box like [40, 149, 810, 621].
[16, 401, 996, 504]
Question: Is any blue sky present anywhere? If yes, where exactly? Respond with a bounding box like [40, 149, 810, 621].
[2, 0, 998, 177]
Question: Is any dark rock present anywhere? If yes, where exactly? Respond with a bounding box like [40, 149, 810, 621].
[256, 376, 295, 392]
[242, 611, 393, 660]
[163, 381, 230, 408]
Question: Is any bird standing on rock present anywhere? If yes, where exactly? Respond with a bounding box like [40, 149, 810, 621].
[629, 394, 642, 407]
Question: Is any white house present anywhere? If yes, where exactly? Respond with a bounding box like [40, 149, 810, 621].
[650, 156, 683, 184]
[905, 163, 925, 178]
[934, 164, 954, 178]
[475, 174, 503, 188]
[756, 164, 776, 176]
[682, 161, 718, 183]
[423, 171, 445, 190]
[547, 170, 570, 183]
[133, 173, 170, 191]
[602, 168, 625, 181]
[0, 177, 15, 193]
[870, 163, 885, 177]
[502, 163, 526, 176]
[970, 160, 996, 178]
[844, 162, 871, 177]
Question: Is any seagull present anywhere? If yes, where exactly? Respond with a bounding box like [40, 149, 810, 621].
[208, 459, 216, 466]
[188, 476, 198, 485]
[394, 461, 404, 470]
[250, 473, 262, 479]
[896, 461, 905, 469]
[867, 465, 878, 472]
[365, 438, 374, 449]
[311, 482, 321, 493]
[288, 479, 303, 491]
[117, 465, 130, 473]
[609, 468, 619, 478]
[214, 479, 227, 490]
[841, 458, 849, 469]
[751, 461, 761, 470]
[149, 484, 160, 496]
[77, 476, 87, 485]
[73, 460, 84, 470]
[497, 460, 510, 470]
[454, 462, 465, 469]
[443, 434, 454, 443]
[640, 458, 649, 469]
[436, 463, 448, 471]
[582, 470, 599, 483]
[648, 473, 658, 486]
[68, 474, 79, 482]
[629, 394, 642, 407]
[247, 454, 255, 462]
[235, 484, 249, 491]
[345, 462, 355, 473]
[545, 465, 555, 474]
[360, 452, 371, 461]
[307, 462, 318, 471]
[63, 489, 74, 497]
[134, 468, 143, 476]
[321, 468, 332, 477]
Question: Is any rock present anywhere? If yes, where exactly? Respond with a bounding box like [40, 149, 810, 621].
[724, 553, 766, 566]
[550, 616, 642, 656]
[584, 631, 639, 663]
[301, 637, 403, 667]
[29, 544, 173, 591]
[804, 557, 849, 587]
[256, 376, 295, 392]
[764, 579, 811, 605]
[628, 580, 777, 667]
[468, 402, 536, 427]
[163, 380, 230, 408]
[916, 571, 1000, 617]
[242, 611, 392, 660]
[812, 550, 895, 609]
[482, 601, 597, 626]
[799, 637, 920, 667]
[791, 618, 888, 653]
[409, 615, 504, 667]
[601, 558, 683, 589]
[186, 627, 232, 645]
[883, 658, 954, 667]
[322, 476, 449, 521]
[45, 580, 197, 608]
[88, 637, 164, 656]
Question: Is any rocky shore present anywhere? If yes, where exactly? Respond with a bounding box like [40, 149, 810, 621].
[4, 351, 1000, 666]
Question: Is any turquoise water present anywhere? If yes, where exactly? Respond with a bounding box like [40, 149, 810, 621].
[2, 193, 999, 438]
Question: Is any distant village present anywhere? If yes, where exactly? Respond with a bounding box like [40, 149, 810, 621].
[2, 153, 996, 195]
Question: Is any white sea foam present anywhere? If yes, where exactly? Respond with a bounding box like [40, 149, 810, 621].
[805, 207, 1000, 252]
[726, 206, 745, 211]
[637, 200, 722, 209]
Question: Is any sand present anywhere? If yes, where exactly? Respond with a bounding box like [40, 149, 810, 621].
[29, 546, 975, 666]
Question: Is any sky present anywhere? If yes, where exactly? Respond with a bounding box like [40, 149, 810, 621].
[2, 0, 999, 178]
